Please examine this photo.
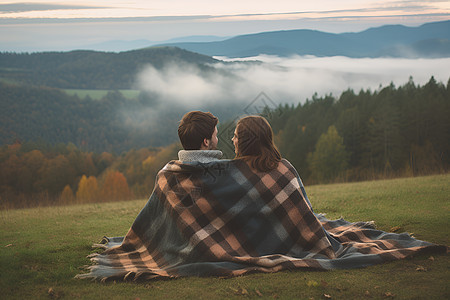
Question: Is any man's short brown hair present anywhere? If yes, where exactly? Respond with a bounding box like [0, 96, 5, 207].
[178, 111, 218, 150]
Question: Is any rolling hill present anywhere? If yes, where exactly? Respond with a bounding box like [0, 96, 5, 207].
[0, 46, 219, 89]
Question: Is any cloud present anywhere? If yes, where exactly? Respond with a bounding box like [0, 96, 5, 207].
[224, 55, 450, 101]
[136, 55, 450, 109]
[136, 61, 255, 107]
[0, 3, 106, 13]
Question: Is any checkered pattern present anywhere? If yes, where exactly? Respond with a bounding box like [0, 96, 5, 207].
[76, 159, 446, 281]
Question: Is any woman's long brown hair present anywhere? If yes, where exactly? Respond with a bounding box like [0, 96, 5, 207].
[235, 116, 281, 172]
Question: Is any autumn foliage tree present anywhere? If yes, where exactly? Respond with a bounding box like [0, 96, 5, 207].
[60, 185, 75, 203]
[100, 170, 132, 201]
[76, 175, 99, 203]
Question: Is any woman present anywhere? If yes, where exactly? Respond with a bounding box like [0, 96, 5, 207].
[231, 115, 318, 217]
[232, 115, 281, 172]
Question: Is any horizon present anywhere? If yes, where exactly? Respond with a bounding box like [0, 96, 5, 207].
[1, 1, 449, 52]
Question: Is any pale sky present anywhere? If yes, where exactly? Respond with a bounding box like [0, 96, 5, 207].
[1, 1, 449, 51]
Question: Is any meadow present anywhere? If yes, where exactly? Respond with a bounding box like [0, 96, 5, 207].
[0, 174, 448, 299]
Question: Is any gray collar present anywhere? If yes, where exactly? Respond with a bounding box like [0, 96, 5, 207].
[178, 150, 223, 163]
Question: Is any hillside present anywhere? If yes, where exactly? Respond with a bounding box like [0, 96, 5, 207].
[158, 20, 450, 58]
[0, 46, 218, 89]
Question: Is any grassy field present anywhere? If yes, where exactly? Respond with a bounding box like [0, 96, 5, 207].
[63, 89, 140, 100]
[0, 174, 448, 299]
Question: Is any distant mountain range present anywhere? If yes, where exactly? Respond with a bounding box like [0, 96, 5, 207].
[156, 20, 450, 58]
[83, 35, 230, 52]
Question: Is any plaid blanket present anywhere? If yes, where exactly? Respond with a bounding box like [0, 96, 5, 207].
[77, 159, 446, 281]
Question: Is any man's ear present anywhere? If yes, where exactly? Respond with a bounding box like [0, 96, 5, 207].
[203, 138, 210, 147]
[200, 138, 209, 150]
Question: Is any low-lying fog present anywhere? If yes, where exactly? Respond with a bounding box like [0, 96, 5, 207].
[137, 55, 450, 108]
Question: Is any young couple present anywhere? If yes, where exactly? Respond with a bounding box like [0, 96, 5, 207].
[77, 111, 445, 281]
[177, 110, 281, 172]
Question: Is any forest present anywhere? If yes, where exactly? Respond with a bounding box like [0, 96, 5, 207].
[0, 83, 177, 152]
[0, 76, 449, 209]
[271, 76, 449, 182]
[0, 82, 246, 153]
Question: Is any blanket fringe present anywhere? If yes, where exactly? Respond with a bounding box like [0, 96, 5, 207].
[87, 253, 99, 259]
[353, 220, 376, 229]
[124, 271, 134, 281]
[92, 243, 108, 249]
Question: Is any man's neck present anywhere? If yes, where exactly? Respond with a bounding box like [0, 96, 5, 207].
[178, 149, 223, 163]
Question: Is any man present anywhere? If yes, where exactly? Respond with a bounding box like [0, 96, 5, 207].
[177, 111, 223, 163]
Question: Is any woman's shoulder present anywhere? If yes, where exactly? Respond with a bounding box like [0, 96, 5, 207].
[280, 158, 294, 168]
[278, 158, 301, 176]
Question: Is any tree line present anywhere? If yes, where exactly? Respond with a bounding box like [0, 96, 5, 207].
[0, 141, 179, 209]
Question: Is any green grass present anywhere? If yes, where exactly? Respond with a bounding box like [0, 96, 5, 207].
[0, 174, 448, 299]
[63, 89, 140, 100]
